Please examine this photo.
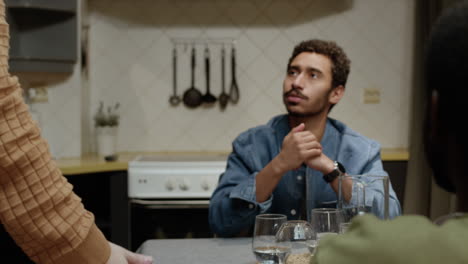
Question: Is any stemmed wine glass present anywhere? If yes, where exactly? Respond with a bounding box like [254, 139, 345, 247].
[252, 214, 289, 264]
[275, 220, 315, 261]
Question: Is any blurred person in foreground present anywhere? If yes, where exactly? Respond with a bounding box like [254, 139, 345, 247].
[209, 38, 401, 237]
[314, 1, 468, 263]
[0, 1, 152, 263]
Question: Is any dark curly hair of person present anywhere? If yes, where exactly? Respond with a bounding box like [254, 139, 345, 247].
[287, 39, 351, 89]
[423, 0, 468, 193]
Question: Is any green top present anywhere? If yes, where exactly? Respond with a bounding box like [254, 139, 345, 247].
[314, 214, 468, 264]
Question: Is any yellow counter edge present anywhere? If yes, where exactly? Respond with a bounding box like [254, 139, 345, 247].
[380, 148, 410, 161]
[57, 149, 409, 175]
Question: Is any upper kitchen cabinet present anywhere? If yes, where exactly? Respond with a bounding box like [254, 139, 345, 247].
[5, 0, 78, 73]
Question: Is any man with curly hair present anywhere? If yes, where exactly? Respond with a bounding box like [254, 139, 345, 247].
[209, 39, 401, 237]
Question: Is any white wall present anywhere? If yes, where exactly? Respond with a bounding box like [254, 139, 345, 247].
[16, 0, 82, 158]
[27, 0, 415, 157]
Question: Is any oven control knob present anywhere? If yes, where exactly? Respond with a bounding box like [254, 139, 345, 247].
[201, 181, 210, 191]
[165, 180, 175, 191]
[179, 178, 190, 191]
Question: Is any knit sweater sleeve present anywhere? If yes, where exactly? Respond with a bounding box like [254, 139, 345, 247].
[0, 1, 111, 263]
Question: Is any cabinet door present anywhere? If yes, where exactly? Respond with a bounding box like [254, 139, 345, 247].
[66, 171, 131, 249]
[383, 161, 407, 208]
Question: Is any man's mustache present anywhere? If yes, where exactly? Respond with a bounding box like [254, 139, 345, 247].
[284, 88, 308, 100]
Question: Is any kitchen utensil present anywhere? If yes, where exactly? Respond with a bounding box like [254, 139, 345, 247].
[183, 47, 203, 108]
[218, 46, 229, 110]
[202, 47, 216, 104]
[229, 46, 240, 103]
[169, 47, 181, 106]
[252, 214, 289, 264]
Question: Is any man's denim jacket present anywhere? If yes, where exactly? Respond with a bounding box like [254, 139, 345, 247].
[209, 115, 401, 237]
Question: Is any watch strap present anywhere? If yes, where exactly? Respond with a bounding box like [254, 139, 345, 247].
[323, 161, 345, 183]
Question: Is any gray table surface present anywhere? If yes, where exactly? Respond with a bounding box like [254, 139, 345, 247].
[137, 238, 256, 264]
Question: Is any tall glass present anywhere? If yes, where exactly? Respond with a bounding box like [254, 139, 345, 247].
[338, 175, 390, 223]
[310, 208, 344, 244]
[252, 214, 289, 264]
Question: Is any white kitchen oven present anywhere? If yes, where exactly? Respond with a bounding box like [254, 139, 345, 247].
[128, 153, 227, 250]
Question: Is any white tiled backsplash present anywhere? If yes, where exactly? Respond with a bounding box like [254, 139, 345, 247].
[26, 0, 415, 158]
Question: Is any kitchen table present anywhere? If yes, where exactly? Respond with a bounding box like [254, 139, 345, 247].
[137, 237, 315, 264]
[137, 238, 256, 264]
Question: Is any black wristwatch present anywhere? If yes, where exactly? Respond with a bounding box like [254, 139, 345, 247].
[323, 161, 346, 183]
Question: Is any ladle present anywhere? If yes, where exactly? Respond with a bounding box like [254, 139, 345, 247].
[169, 47, 181, 106]
[218, 46, 229, 110]
[202, 47, 216, 104]
[182, 47, 203, 108]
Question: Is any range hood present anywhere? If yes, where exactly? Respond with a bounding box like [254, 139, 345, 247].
[5, 0, 78, 73]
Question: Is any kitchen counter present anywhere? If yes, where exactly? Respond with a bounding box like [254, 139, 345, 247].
[380, 148, 409, 161]
[56, 151, 229, 175]
[56, 149, 409, 175]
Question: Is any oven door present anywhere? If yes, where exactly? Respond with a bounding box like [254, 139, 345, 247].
[130, 198, 214, 251]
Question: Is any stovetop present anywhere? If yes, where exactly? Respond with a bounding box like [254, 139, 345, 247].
[128, 154, 228, 199]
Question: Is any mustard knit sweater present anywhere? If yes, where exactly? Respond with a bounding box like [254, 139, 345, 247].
[0, 1, 110, 263]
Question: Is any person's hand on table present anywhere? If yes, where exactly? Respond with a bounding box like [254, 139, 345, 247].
[107, 242, 153, 264]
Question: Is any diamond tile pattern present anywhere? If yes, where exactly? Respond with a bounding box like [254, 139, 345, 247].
[36, 0, 415, 157]
[19, 66, 82, 158]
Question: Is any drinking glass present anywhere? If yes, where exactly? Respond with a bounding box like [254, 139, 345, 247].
[252, 214, 289, 264]
[434, 212, 466, 225]
[310, 208, 344, 244]
[338, 175, 390, 222]
[275, 220, 315, 259]
[339, 222, 351, 234]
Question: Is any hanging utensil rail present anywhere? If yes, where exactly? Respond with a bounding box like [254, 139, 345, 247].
[171, 37, 236, 49]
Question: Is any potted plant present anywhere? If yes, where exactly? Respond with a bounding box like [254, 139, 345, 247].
[94, 101, 120, 158]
